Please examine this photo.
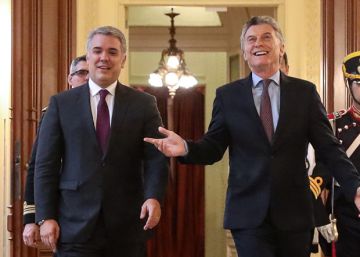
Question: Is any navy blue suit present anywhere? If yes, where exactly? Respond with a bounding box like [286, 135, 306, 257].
[34, 82, 168, 256]
[180, 72, 360, 257]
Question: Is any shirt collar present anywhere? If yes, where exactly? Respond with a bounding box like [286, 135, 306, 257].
[252, 70, 281, 88]
[89, 78, 117, 97]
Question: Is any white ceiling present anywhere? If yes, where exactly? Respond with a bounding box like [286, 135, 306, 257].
[128, 6, 276, 52]
[128, 6, 224, 27]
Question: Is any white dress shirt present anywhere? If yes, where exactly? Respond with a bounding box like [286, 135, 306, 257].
[88, 79, 117, 127]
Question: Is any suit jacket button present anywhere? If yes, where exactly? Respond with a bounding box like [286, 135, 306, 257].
[101, 162, 106, 167]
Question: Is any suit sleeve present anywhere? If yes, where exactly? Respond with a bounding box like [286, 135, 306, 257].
[179, 88, 230, 164]
[308, 86, 360, 201]
[142, 96, 169, 201]
[34, 97, 63, 222]
[23, 110, 46, 225]
[310, 163, 332, 226]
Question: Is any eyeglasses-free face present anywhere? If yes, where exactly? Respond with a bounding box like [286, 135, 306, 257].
[86, 34, 127, 88]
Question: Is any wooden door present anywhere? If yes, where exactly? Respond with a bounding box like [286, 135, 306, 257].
[321, 0, 360, 112]
[9, 0, 76, 256]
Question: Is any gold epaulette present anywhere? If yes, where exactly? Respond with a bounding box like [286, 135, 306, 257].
[327, 109, 347, 121]
[309, 176, 323, 199]
[23, 201, 36, 215]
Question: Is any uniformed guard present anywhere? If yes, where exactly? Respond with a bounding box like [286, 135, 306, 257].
[22, 55, 88, 248]
[311, 51, 360, 257]
[23, 106, 49, 249]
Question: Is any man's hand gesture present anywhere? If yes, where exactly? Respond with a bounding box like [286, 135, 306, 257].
[144, 127, 186, 157]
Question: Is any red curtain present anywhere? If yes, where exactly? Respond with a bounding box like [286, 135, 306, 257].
[136, 86, 205, 257]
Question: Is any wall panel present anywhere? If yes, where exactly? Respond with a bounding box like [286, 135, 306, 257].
[10, 1, 75, 256]
[322, 0, 360, 111]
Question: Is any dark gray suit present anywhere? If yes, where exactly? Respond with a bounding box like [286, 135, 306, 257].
[180, 72, 360, 257]
[34, 82, 168, 254]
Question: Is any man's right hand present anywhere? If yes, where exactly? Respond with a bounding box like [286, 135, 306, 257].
[144, 127, 187, 157]
[23, 223, 40, 247]
[39, 219, 60, 253]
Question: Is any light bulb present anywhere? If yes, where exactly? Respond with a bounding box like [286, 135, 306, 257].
[178, 74, 198, 88]
[148, 73, 163, 87]
[165, 72, 179, 86]
[166, 56, 180, 69]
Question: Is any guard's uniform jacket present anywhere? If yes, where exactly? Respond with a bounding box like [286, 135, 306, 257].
[23, 106, 47, 224]
[312, 107, 360, 256]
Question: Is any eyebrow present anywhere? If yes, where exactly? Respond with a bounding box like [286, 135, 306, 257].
[92, 46, 119, 51]
[247, 32, 273, 37]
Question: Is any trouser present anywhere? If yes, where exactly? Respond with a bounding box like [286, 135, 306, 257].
[231, 214, 311, 257]
[56, 212, 146, 257]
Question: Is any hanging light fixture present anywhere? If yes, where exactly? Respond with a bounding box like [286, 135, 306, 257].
[148, 8, 198, 98]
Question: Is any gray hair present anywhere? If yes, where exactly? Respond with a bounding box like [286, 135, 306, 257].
[240, 16, 285, 51]
[86, 26, 127, 54]
[69, 55, 87, 74]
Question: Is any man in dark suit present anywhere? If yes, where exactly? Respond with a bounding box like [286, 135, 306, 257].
[23, 54, 89, 248]
[144, 16, 360, 257]
[34, 26, 168, 257]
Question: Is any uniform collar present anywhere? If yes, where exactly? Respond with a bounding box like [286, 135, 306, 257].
[350, 105, 360, 122]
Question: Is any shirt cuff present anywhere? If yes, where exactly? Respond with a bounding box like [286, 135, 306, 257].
[183, 140, 189, 156]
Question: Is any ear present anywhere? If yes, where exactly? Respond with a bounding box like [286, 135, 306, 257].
[242, 50, 248, 61]
[121, 55, 127, 68]
[279, 44, 285, 58]
[67, 74, 72, 85]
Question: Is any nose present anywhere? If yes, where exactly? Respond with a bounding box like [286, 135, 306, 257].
[100, 51, 110, 61]
[254, 37, 264, 46]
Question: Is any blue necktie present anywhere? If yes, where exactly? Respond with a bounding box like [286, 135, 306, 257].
[96, 89, 110, 153]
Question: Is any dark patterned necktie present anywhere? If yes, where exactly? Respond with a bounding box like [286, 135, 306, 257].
[260, 79, 274, 142]
[96, 89, 110, 153]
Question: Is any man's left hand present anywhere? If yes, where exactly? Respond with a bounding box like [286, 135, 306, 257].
[39, 219, 59, 253]
[140, 198, 161, 230]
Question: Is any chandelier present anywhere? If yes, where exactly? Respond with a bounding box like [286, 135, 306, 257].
[148, 8, 198, 98]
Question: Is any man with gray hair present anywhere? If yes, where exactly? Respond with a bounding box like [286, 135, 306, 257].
[144, 16, 360, 257]
[34, 26, 168, 257]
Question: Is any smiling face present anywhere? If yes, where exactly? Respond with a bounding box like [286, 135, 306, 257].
[243, 24, 284, 78]
[86, 34, 126, 88]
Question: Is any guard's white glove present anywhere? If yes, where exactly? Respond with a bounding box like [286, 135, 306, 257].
[316, 223, 336, 243]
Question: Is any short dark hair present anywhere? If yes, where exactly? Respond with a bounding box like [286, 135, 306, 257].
[86, 26, 127, 54]
[69, 55, 87, 73]
[240, 16, 285, 51]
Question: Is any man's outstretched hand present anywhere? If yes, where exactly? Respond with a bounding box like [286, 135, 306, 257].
[144, 127, 187, 157]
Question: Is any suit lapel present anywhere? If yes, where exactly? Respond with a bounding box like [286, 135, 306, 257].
[244, 75, 272, 144]
[104, 82, 131, 156]
[77, 84, 100, 151]
[240, 74, 274, 146]
[272, 73, 290, 148]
